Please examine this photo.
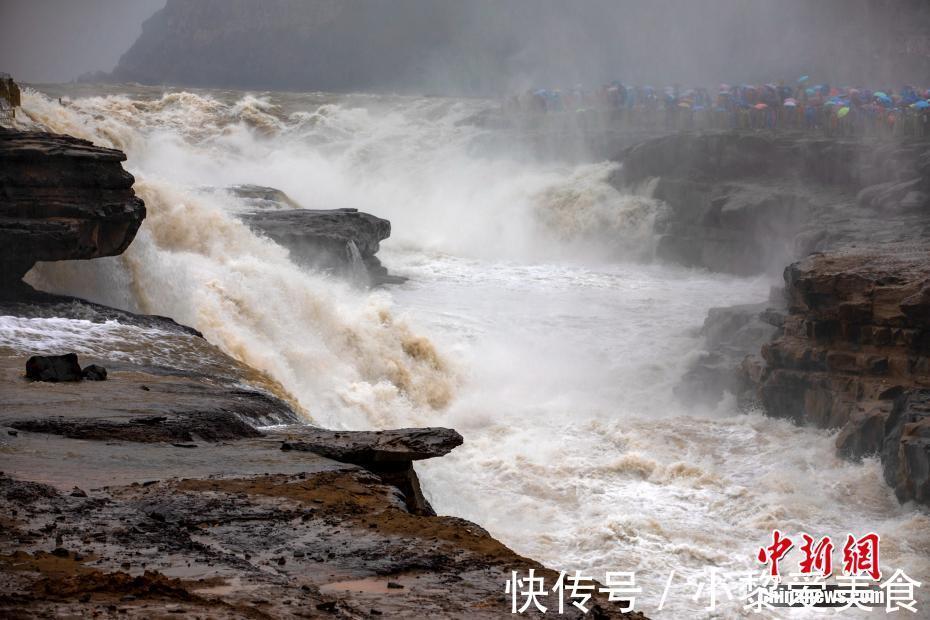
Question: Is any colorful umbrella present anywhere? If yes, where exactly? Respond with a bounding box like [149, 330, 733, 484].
[837, 107, 850, 118]
[754, 103, 768, 110]
[783, 98, 798, 107]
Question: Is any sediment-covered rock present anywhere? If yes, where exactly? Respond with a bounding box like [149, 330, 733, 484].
[0, 127, 146, 289]
[281, 427, 463, 515]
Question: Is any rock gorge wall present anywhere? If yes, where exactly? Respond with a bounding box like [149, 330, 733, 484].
[756, 249, 930, 505]
[0, 127, 146, 293]
[622, 130, 930, 506]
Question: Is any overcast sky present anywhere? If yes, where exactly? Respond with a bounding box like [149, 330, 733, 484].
[0, 0, 165, 83]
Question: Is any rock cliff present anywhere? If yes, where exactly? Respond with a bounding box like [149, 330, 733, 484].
[636, 131, 930, 506]
[0, 127, 146, 292]
[751, 248, 930, 504]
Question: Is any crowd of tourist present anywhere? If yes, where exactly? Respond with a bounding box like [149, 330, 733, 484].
[503, 77, 930, 138]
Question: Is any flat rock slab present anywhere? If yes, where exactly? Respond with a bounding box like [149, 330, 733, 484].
[280, 427, 463, 465]
[242, 208, 390, 258]
[0, 357, 300, 440]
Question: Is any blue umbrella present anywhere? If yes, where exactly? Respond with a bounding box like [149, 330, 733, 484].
[798, 75, 810, 84]
[915, 100, 930, 110]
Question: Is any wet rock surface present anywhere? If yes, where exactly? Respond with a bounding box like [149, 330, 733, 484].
[676, 300, 782, 407]
[655, 132, 930, 506]
[0, 377, 642, 619]
[280, 427, 464, 516]
[0, 73, 21, 111]
[617, 131, 930, 275]
[0, 464, 643, 619]
[0, 127, 146, 287]
[280, 426, 464, 465]
[882, 390, 930, 505]
[25, 353, 83, 382]
[0, 294, 641, 619]
[242, 207, 404, 286]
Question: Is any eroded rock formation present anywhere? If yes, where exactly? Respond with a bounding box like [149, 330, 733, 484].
[645, 131, 930, 506]
[0, 127, 146, 292]
[242, 206, 403, 285]
[281, 427, 463, 515]
[747, 248, 930, 503]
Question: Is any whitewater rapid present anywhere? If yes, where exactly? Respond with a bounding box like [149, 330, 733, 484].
[12, 85, 929, 618]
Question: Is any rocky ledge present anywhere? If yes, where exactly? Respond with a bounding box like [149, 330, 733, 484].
[0, 341, 641, 617]
[230, 185, 404, 286]
[0, 127, 146, 292]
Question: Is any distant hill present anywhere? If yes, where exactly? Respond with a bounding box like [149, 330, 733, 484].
[106, 0, 930, 95]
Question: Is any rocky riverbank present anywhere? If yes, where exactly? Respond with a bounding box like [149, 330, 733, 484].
[0, 124, 645, 617]
[621, 130, 930, 506]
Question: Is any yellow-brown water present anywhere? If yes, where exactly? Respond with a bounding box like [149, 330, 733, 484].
[8, 84, 928, 618]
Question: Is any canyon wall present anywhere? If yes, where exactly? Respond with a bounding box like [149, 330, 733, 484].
[621, 130, 930, 506]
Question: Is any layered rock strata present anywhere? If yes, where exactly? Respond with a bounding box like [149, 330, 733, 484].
[0, 127, 146, 290]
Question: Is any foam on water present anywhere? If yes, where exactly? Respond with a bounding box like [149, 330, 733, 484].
[13, 86, 929, 618]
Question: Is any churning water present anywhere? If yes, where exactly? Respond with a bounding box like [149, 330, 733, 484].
[12, 85, 929, 618]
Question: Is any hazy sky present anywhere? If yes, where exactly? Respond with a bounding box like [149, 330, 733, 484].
[0, 0, 165, 83]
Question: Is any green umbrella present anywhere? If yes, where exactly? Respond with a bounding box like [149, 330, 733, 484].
[837, 106, 850, 118]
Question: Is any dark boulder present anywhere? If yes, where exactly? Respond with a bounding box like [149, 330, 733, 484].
[81, 364, 108, 381]
[0, 127, 146, 290]
[241, 208, 403, 285]
[25, 354, 83, 382]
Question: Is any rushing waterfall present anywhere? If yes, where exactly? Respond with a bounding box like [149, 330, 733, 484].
[12, 85, 929, 618]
